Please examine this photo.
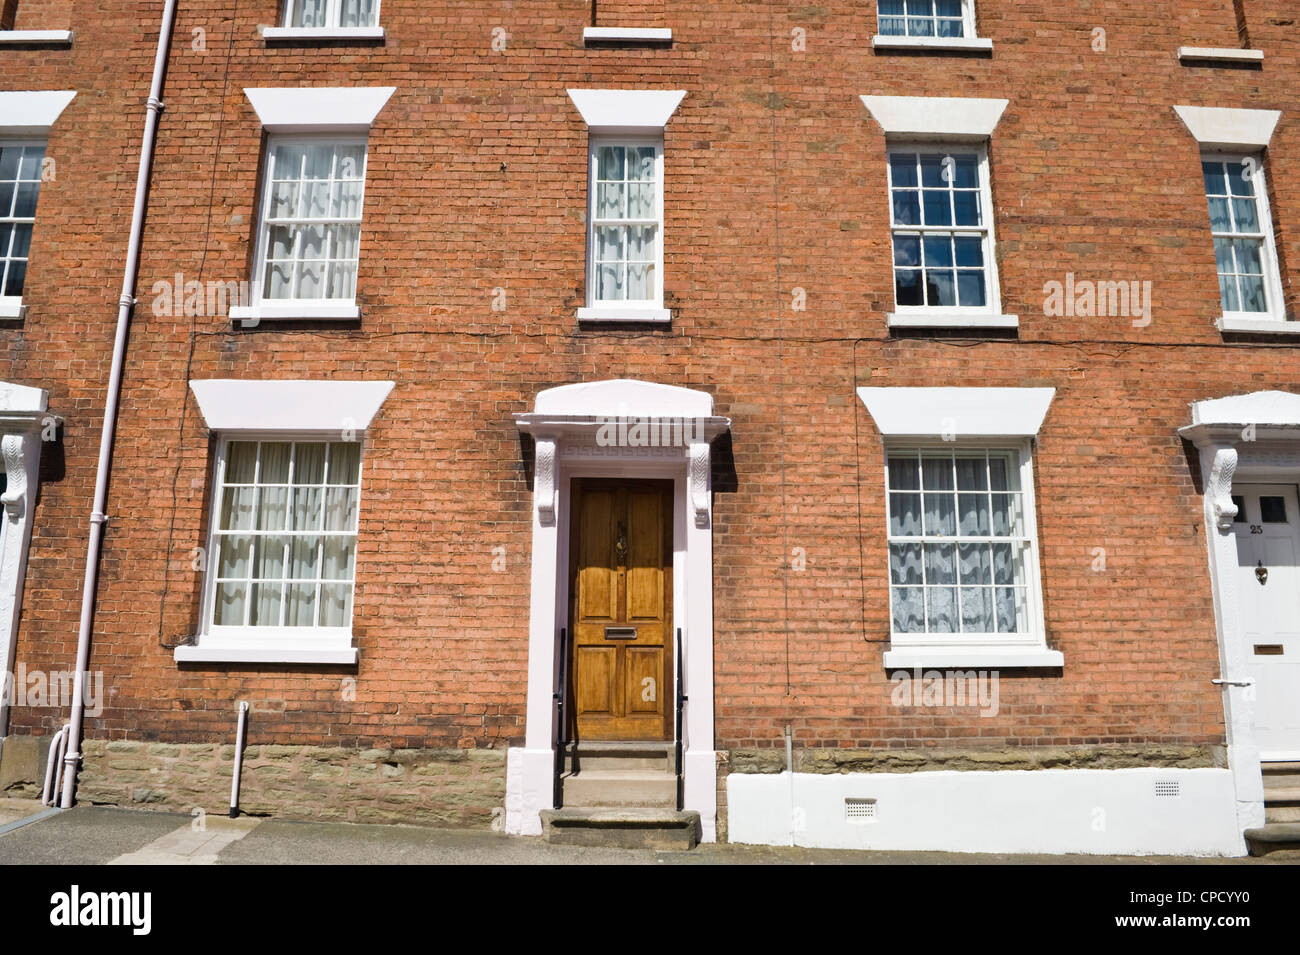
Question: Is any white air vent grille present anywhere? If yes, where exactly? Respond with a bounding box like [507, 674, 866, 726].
[845, 797, 877, 821]
[1154, 780, 1181, 798]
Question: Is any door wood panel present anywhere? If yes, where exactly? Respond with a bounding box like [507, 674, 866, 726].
[568, 479, 673, 740]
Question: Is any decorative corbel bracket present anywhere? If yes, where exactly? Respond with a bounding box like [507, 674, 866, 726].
[0, 433, 29, 519]
[1207, 443, 1239, 532]
[689, 441, 711, 528]
[534, 436, 558, 526]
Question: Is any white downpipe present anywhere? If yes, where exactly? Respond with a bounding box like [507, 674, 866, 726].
[229, 701, 249, 818]
[40, 725, 68, 806]
[59, 0, 179, 810]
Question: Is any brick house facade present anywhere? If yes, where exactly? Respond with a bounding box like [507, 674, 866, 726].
[0, 1, 1297, 853]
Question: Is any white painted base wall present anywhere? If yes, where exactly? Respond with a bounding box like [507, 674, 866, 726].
[728, 768, 1244, 857]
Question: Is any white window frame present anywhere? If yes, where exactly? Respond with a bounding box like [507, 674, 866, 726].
[873, 0, 991, 51]
[182, 432, 365, 665]
[877, 0, 976, 39]
[882, 439, 1054, 666]
[246, 133, 369, 321]
[579, 136, 669, 324]
[281, 0, 381, 30]
[0, 138, 45, 320]
[885, 142, 1011, 328]
[1202, 150, 1287, 329]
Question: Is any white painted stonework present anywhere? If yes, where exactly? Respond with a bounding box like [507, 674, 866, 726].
[857, 386, 1055, 439]
[1173, 105, 1281, 150]
[508, 380, 729, 840]
[859, 95, 1008, 141]
[243, 86, 396, 133]
[728, 768, 1241, 856]
[0, 383, 56, 742]
[1180, 390, 1300, 843]
[0, 90, 76, 135]
[566, 89, 687, 134]
[188, 379, 394, 434]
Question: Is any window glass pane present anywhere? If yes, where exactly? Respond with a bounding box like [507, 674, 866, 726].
[926, 270, 956, 307]
[1238, 275, 1267, 313]
[924, 543, 956, 585]
[214, 583, 248, 626]
[923, 235, 953, 268]
[922, 456, 954, 490]
[880, 16, 906, 35]
[895, 269, 922, 306]
[221, 486, 255, 531]
[892, 191, 921, 225]
[218, 534, 252, 579]
[890, 543, 923, 585]
[254, 535, 287, 580]
[889, 153, 918, 188]
[952, 191, 980, 226]
[936, 18, 964, 38]
[290, 535, 321, 579]
[893, 234, 921, 267]
[323, 536, 356, 579]
[1206, 196, 1231, 233]
[891, 587, 925, 633]
[285, 584, 318, 627]
[960, 586, 993, 632]
[1260, 496, 1288, 523]
[250, 582, 283, 627]
[956, 270, 986, 307]
[919, 154, 948, 188]
[3, 261, 25, 297]
[11, 182, 38, 218]
[290, 0, 328, 27]
[887, 455, 920, 490]
[926, 587, 957, 632]
[922, 191, 952, 226]
[1232, 197, 1259, 233]
[1201, 161, 1226, 196]
[597, 146, 625, 181]
[257, 487, 289, 531]
[889, 492, 922, 536]
[329, 442, 361, 484]
[324, 487, 358, 531]
[958, 493, 990, 535]
[957, 542, 991, 584]
[1229, 163, 1256, 197]
[339, 0, 378, 28]
[1233, 238, 1263, 275]
[0, 147, 19, 180]
[319, 584, 353, 627]
[1218, 274, 1240, 313]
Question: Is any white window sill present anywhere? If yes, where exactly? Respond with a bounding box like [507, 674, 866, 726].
[888, 311, 1018, 329]
[175, 644, 358, 665]
[229, 302, 361, 323]
[872, 35, 993, 53]
[0, 30, 73, 45]
[1177, 46, 1263, 64]
[0, 299, 27, 320]
[261, 26, 385, 42]
[883, 646, 1064, 669]
[583, 27, 673, 44]
[1216, 316, 1300, 334]
[577, 306, 672, 324]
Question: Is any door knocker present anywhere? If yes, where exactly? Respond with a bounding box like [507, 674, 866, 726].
[615, 522, 628, 565]
[1256, 561, 1268, 586]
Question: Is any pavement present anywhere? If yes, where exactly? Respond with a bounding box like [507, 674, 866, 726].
[0, 805, 1298, 864]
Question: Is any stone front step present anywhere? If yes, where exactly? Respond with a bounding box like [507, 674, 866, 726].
[1261, 784, 1300, 805]
[1265, 804, 1300, 824]
[1244, 822, 1300, 857]
[1262, 761, 1300, 775]
[562, 740, 674, 774]
[561, 769, 677, 809]
[541, 808, 700, 850]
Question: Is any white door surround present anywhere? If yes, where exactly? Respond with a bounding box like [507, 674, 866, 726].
[1181, 389, 1300, 841]
[0, 382, 57, 744]
[506, 380, 730, 839]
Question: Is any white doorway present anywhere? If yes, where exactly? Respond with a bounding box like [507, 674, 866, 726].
[1232, 484, 1300, 760]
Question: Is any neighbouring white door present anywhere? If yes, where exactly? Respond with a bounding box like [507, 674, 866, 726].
[1232, 484, 1300, 759]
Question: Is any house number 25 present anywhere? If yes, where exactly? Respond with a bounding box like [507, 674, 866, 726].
[1250, 525, 1264, 535]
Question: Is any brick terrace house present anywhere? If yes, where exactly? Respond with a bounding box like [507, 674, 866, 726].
[0, 0, 1298, 854]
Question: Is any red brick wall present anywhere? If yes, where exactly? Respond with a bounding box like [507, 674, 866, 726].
[4, 1, 1297, 761]
[10, 0, 72, 30]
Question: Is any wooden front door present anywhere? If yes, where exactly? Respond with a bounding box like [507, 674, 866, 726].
[569, 479, 674, 741]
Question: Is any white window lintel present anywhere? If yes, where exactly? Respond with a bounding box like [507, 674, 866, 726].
[1174, 105, 1281, 150]
[861, 94, 1008, 141]
[244, 86, 396, 133]
[858, 386, 1055, 439]
[188, 379, 394, 433]
[0, 90, 76, 136]
[567, 89, 686, 135]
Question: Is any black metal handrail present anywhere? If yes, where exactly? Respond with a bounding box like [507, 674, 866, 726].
[553, 627, 568, 810]
[675, 627, 687, 811]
